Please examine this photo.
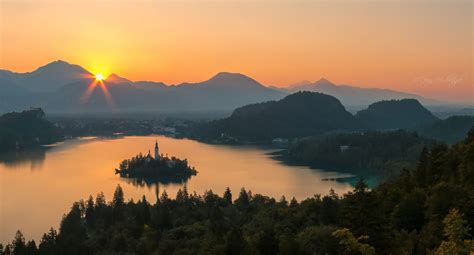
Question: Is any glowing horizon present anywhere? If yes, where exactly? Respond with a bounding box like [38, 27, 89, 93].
[1, 0, 472, 103]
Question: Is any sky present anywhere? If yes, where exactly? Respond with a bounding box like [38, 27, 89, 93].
[1, 0, 472, 103]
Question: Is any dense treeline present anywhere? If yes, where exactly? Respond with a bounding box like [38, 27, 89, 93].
[2, 129, 474, 254]
[286, 130, 435, 177]
[415, 115, 474, 144]
[53, 117, 159, 137]
[0, 108, 62, 153]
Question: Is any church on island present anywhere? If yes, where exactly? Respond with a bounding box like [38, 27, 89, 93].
[146, 140, 160, 162]
[115, 139, 197, 181]
[144, 140, 180, 169]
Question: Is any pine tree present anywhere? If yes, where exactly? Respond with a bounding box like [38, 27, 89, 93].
[235, 188, 250, 210]
[290, 197, 298, 207]
[223, 187, 232, 205]
[85, 195, 95, 228]
[112, 185, 124, 208]
[39, 228, 58, 254]
[435, 208, 473, 255]
[12, 230, 26, 255]
[95, 192, 106, 208]
[159, 190, 170, 204]
[332, 228, 375, 255]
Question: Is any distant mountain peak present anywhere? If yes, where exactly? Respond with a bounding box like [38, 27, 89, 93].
[43, 59, 70, 66]
[38, 59, 74, 69]
[107, 73, 131, 83]
[34, 59, 90, 75]
[204, 72, 263, 88]
[210, 72, 254, 81]
[0, 60, 93, 93]
[314, 78, 335, 87]
[49, 59, 69, 65]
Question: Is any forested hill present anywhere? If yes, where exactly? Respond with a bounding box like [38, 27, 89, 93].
[3, 128, 473, 254]
[415, 115, 474, 144]
[356, 99, 439, 130]
[193, 91, 358, 141]
[0, 108, 62, 152]
[286, 130, 435, 177]
[183, 93, 450, 143]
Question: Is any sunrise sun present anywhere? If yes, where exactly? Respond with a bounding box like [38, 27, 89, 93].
[95, 73, 105, 81]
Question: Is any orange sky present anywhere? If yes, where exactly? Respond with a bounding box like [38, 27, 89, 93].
[1, 0, 472, 103]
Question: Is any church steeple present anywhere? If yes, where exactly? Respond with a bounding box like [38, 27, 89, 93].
[154, 140, 159, 159]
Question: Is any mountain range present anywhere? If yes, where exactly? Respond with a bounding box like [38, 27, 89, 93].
[0, 60, 90, 92]
[0, 60, 285, 113]
[0, 60, 444, 113]
[283, 78, 440, 107]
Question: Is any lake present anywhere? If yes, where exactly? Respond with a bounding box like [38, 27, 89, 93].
[0, 136, 355, 243]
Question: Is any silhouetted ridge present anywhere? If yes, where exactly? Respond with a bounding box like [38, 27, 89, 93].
[33, 60, 89, 75]
[203, 91, 357, 140]
[107, 73, 131, 84]
[0, 61, 287, 112]
[356, 98, 439, 129]
[0, 60, 91, 93]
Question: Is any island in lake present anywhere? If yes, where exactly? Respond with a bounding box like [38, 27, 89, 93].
[115, 140, 197, 184]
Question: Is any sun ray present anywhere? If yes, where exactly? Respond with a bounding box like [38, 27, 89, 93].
[99, 80, 115, 108]
[80, 73, 116, 110]
[95, 73, 104, 81]
[81, 79, 98, 103]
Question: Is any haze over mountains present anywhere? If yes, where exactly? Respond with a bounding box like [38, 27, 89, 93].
[0, 60, 285, 113]
[0, 60, 450, 114]
[0, 60, 91, 92]
[285, 78, 441, 107]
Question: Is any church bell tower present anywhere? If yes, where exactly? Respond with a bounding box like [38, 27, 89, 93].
[154, 140, 159, 159]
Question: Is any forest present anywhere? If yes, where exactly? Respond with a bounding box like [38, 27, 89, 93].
[2, 129, 473, 254]
[285, 130, 435, 177]
[415, 115, 474, 144]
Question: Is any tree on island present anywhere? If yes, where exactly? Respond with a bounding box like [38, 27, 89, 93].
[115, 151, 197, 184]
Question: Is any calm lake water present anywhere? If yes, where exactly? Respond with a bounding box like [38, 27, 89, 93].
[0, 136, 355, 243]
